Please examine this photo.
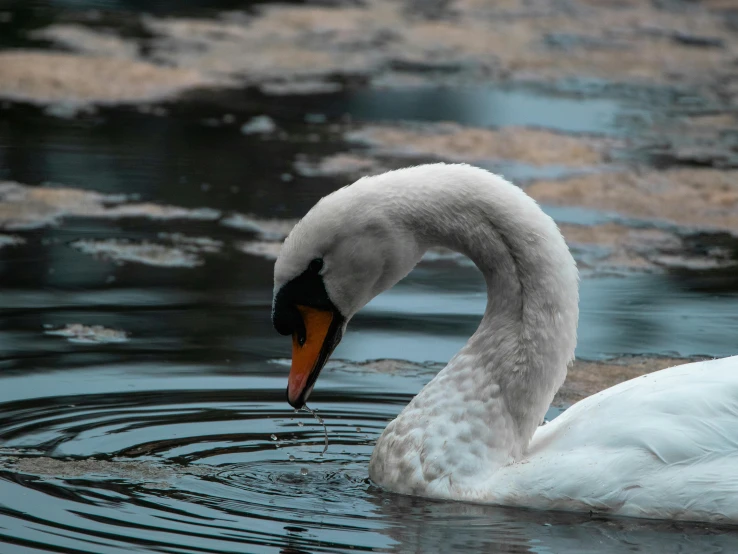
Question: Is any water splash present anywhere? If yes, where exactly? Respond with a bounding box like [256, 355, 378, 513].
[303, 404, 328, 456]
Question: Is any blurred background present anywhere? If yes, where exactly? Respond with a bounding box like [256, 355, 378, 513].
[0, 0, 737, 553]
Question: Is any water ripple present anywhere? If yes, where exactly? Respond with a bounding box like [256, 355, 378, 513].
[1, 376, 738, 554]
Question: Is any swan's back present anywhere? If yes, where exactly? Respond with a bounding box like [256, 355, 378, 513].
[488, 356, 738, 523]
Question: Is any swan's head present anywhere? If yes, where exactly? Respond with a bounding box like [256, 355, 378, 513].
[272, 180, 422, 408]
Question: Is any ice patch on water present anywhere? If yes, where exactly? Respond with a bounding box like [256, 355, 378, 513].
[45, 323, 129, 344]
[0, 181, 220, 230]
[0, 51, 208, 107]
[294, 153, 388, 178]
[30, 24, 140, 60]
[0, 234, 25, 248]
[221, 213, 297, 240]
[158, 232, 223, 254]
[240, 115, 277, 135]
[72, 239, 203, 268]
[237, 240, 283, 260]
[0, 455, 210, 484]
[346, 123, 607, 167]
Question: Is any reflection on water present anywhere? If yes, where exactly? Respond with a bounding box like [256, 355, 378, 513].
[1, 37, 737, 554]
[316, 85, 661, 135]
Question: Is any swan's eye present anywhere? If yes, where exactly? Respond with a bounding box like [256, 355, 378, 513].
[308, 258, 323, 273]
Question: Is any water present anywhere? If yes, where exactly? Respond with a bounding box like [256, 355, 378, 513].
[2, 5, 738, 551]
[304, 85, 664, 135]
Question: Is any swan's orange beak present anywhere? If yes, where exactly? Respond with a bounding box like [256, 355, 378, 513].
[288, 305, 340, 408]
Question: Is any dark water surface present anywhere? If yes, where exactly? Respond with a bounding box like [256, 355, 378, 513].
[2, 6, 738, 551]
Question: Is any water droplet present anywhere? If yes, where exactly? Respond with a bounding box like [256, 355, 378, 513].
[297, 421, 304, 427]
[270, 434, 277, 441]
[300, 467, 309, 475]
[289, 455, 296, 462]
[304, 404, 328, 455]
[356, 427, 362, 432]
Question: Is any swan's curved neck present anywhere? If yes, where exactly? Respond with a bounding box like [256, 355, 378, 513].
[372, 167, 579, 481]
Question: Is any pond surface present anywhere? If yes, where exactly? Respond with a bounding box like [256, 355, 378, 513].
[2, 3, 738, 552]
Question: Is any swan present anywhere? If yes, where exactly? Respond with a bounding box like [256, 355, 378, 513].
[271, 163, 738, 524]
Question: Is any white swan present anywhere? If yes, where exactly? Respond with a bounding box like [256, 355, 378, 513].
[271, 163, 738, 524]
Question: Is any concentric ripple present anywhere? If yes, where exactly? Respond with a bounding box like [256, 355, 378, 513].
[2, 365, 738, 554]
[0, 380, 385, 554]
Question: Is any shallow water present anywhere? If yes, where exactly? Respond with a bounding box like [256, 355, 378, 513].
[2, 5, 738, 551]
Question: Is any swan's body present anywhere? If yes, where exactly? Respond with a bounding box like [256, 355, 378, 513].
[486, 356, 738, 522]
[272, 163, 738, 524]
